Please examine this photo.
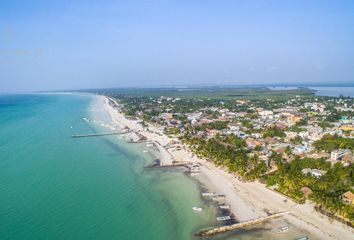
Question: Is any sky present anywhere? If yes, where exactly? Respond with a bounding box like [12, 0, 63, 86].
[0, 0, 354, 92]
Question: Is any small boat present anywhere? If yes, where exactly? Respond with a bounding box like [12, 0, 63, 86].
[202, 192, 214, 196]
[276, 226, 289, 233]
[190, 172, 200, 176]
[216, 216, 231, 221]
[142, 150, 148, 153]
[212, 194, 226, 200]
[219, 205, 230, 209]
[192, 207, 203, 212]
[294, 237, 309, 240]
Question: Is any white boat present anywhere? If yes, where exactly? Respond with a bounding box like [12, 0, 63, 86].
[192, 207, 203, 212]
[294, 237, 309, 240]
[219, 205, 230, 209]
[276, 226, 289, 233]
[212, 194, 226, 200]
[142, 150, 148, 153]
[190, 172, 200, 176]
[202, 192, 214, 196]
[216, 216, 231, 221]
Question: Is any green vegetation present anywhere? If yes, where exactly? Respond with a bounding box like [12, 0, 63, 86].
[289, 125, 306, 133]
[98, 87, 354, 224]
[194, 121, 229, 131]
[164, 126, 179, 135]
[180, 134, 267, 180]
[263, 126, 286, 138]
[318, 121, 334, 130]
[241, 119, 253, 128]
[290, 136, 303, 144]
[314, 134, 354, 152]
[265, 155, 353, 223]
[311, 163, 354, 223]
[99, 87, 315, 100]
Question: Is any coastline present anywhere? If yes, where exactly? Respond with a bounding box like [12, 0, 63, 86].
[100, 95, 353, 239]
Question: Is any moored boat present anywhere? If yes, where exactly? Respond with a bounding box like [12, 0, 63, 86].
[216, 216, 231, 221]
[192, 207, 203, 212]
[276, 226, 289, 233]
[212, 194, 226, 200]
[219, 205, 230, 209]
[202, 192, 214, 196]
[294, 237, 309, 240]
[190, 168, 200, 173]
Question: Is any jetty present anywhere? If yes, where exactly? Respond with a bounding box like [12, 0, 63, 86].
[158, 162, 189, 168]
[196, 211, 289, 237]
[145, 160, 189, 169]
[71, 130, 131, 138]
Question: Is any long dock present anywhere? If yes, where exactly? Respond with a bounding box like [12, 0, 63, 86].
[145, 161, 190, 169]
[196, 211, 289, 237]
[71, 131, 130, 138]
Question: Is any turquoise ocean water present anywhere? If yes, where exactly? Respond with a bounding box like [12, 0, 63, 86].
[0, 93, 320, 240]
[0, 93, 217, 240]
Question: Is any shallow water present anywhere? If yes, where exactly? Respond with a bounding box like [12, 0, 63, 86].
[0, 93, 322, 240]
[0, 93, 216, 240]
[311, 86, 354, 97]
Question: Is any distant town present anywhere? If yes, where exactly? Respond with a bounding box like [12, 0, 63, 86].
[101, 87, 354, 226]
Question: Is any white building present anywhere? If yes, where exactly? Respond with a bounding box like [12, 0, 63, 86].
[259, 110, 273, 117]
[187, 112, 203, 122]
[302, 168, 326, 178]
[331, 149, 351, 161]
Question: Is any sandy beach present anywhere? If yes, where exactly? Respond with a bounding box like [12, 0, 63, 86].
[102, 95, 353, 240]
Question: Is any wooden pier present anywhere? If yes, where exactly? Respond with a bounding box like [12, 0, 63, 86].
[145, 161, 190, 169]
[158, 162, 190, 168]
[196, 211, 289, 237]
[71, 131, 130, 138]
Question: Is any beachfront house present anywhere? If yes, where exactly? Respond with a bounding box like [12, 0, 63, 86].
[299, 186, 313, 199]
[341, 191, 354, 205]
[331, 149, 352, 161]
[245, 137, 261, 149]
